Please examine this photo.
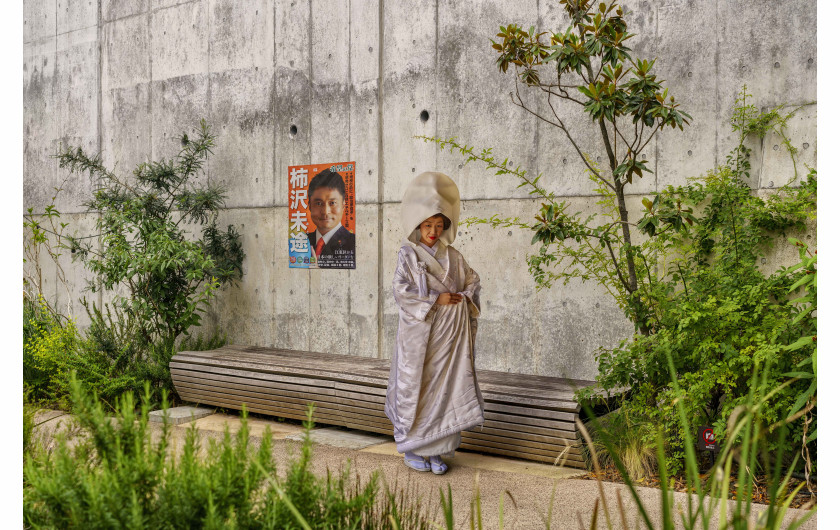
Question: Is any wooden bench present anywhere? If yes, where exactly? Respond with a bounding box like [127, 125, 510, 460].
[171, 345, 593, 469]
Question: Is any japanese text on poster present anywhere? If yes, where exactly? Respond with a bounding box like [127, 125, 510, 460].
[288, 162, 356, 269]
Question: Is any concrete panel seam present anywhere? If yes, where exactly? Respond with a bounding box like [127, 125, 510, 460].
[714, 0, 720, 169]
[102, 0, 202, 26]
[376, 0, 385, 359]
[654, 6, 659, 191]
[205, 0, 211, 185]
[307, 0, 313, 354]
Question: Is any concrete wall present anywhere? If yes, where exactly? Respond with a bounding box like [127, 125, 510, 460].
[23, 0, 817, 380]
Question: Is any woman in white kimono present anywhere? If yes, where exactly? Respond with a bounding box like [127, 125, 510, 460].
[384, 171, 484, 475]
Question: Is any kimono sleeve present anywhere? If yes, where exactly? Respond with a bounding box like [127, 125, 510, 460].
[393, 248, 439, 321]
[458, 256, 481, 318]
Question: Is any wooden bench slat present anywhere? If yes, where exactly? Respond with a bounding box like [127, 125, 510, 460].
[175, 383, 394, 427]
[173, 374, 387, 414]
[172, 368, 387, 402]
[176, 388, 395, 432]
[460, 436, 586, 463]
[463, 430, 583, 456]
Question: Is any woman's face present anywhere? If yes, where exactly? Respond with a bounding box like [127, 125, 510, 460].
[419, 215, 445, 247]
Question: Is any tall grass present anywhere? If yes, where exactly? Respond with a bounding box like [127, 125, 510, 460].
[572, 353, 815, 530]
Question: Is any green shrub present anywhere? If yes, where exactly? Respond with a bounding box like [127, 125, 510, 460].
[590, 159, 816, 474]
[58, 119, 244, 346]
[23, 297, 81, 405]
[23, 378, 436, 529]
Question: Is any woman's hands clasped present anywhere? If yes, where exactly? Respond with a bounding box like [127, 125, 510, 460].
[435, 292, 464, 306]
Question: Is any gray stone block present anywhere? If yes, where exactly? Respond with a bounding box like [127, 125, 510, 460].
[150, 1, 208, 81]
[286, 427, 389, 450]
[57, 0, 98, 35]
[103, 14, 150, 91]
[149, 406, 215, 425]
[24, 0, 57, 43]
[210, 0, 273, 72]
[150, 74, 210, 161]
[56, 27, 99, 213]
[24, 38, 59, 212]
[205, 208, 277, 347]
[102, 0, 149, 23]
[208, 68, 274, 208]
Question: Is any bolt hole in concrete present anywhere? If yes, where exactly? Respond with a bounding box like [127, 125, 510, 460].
[289, 124, 298, 137]
[412, 167, 415, 172]
[774, 144, 779, 151]
[420, 110, 430, 122]
[688, 150, 692, 156]
[803, 142, 809, 149]
[774, 61, 780, 68]
[369, 46, 373, 52]
[368, 169, 372, 175]
[808, 58, 814, 64]
[688, 71, 692, 77]
[769, 181, 775, 187]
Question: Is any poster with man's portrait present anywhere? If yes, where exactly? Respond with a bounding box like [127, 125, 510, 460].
[288, 162, 356, 269]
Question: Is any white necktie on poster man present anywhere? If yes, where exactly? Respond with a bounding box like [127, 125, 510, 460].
[288, 162, 356, 269]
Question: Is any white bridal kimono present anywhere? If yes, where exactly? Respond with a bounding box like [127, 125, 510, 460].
[384, 171, 485, 456]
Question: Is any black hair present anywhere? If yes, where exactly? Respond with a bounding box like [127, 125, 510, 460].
[416, 213, 451, 231]
[307, 169, 347, 200]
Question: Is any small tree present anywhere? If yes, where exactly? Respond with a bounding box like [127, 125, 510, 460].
[423, 0, 691, 334]
[58, 120, 244, 346]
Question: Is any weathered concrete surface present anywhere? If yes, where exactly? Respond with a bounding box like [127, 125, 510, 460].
[286, 426, 388, 450]
[23, 0, 817, 380]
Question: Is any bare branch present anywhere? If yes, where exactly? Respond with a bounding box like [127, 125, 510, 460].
[538, 84, 587, 106]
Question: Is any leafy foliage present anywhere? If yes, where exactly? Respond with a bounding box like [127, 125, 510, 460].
[58, 120, 244, 345]
[23, 296, 81, 406]
[582, 85, 817, 473]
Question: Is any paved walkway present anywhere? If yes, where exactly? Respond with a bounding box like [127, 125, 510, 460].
[32, 409, 816, 529]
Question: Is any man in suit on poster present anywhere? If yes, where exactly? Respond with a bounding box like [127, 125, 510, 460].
[306, 168, 356, 268]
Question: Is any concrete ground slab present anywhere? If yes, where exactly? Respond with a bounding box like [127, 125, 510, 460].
[361, 441, 586, 480]
[184, 414, 306, 439]
[149, 406, 215, 425]
[287, 427, 391, 450]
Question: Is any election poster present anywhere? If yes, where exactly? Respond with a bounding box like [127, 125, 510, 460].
[288, 162, 356, 269]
